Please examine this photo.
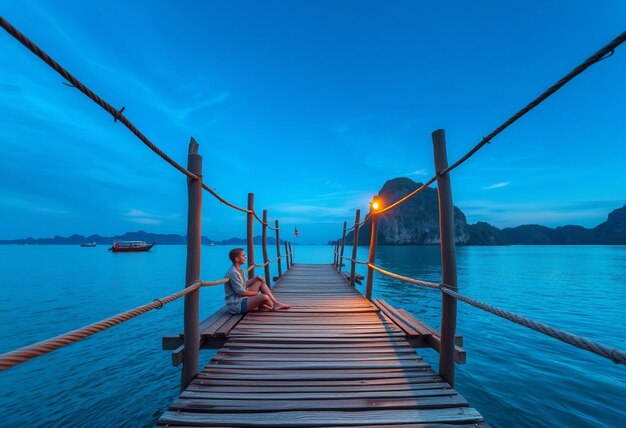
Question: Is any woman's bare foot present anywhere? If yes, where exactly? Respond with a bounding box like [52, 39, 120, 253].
[258, 304, 273, 312]
[274, 302, 291, 310]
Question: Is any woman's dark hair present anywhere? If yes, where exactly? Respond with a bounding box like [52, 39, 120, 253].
[229, 248, 244, 263]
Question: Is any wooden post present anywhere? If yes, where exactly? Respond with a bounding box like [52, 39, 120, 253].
[288, 241, 294, 266]
[338, 222, 347, 272]
[365, 196, 380, 300]
[262, 210, 271, 285]
[333, 243, 338, 267]
[285, 241, 291, 270]
[182, 137, 202, 390]
[432, 128, 458, 388]
[349, 209, 361, 287]
[246, 193, 255, 280]
[275, 220, 282, 277]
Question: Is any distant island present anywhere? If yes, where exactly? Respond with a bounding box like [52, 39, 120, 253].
[0, 231, 285, 246]
[3, 177, 625, 246]
[342, 177, 626, 246]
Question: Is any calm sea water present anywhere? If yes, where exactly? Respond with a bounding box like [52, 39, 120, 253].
[1, 244, 625, 427]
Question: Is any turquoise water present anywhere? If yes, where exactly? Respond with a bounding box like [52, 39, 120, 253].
[1, 244, 625, 427]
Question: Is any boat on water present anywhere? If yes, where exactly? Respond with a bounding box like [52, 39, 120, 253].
[80, 242, 96, 247]
[109, 240, 155, 252]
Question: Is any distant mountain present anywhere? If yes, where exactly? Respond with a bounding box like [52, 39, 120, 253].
[345, 177, 470, 245]
[343, 177, 626, 246]
[0, 230, 285, 246]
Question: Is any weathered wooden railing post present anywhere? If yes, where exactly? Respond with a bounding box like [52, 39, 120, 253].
[285, 241, 291, 270]
[333, 242, 338, 267]
[182, 137, 202, 390]
[247, 193, 255, 280]
[365, 196, 380, 300]
[262, 210, 271, 285]
[289, 241, 294, 266]
[275, 220, 283, 277]
[349, 209, 361, 287]
[432, 128, 458, 387]
[338, 221, 347, 272]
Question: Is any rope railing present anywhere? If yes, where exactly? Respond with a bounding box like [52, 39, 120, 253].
[350, 257, 626, 367]
[0, 16, 282, 229]
[0, 279, 204, 371]
[346, 257, 369, 266]
[0, 247, 300, 372]
[375, 178, 437, 215]
[368, 263, 440, 289]
[439, 285, 626, 366]
[0, 16, 196, 182]
[440, 30, 626, 177]
[365, 30, 626, 217]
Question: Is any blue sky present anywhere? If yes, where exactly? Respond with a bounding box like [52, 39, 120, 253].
[1, 1, 625, 243]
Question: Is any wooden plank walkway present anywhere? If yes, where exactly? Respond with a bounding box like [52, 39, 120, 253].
[158, 264, 488, 427]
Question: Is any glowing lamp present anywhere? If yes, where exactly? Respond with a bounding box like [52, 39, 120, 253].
[370, 196, 382, 213]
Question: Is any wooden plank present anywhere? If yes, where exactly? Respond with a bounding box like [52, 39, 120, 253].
[190, 376, 444, 388]
[213, 354, 421, 362]
[158, 407, 484, 426]
[196, 372, 440, 382]
[187, 382, 449, 393]
[179, 388, 459, 400]
[158, 263, 486, 427]
[170, 395, 469, 412]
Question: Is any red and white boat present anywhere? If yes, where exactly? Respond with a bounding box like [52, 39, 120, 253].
[109, 240, 155, 252]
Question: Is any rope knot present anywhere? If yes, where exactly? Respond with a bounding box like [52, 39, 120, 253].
[114, 106, 126, 122]
[153, 298, 164, 309]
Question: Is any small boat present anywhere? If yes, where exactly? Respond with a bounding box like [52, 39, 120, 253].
[109, 240, 155, 252]
[80, 242, 96, 247]
[207, 242, 216, 246]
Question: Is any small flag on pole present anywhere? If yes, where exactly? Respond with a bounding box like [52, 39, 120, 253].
[294, 226, 299, 237]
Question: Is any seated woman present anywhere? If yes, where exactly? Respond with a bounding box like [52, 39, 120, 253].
[224, 248, 291, 314]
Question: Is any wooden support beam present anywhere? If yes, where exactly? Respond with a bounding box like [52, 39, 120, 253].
[432, 129, 459, 386]
[338, 221, 347, 273]
[181, 137, 202, 390]
[262, 210, 271, 285]
[246, 193, 255, 280]
[349, 209, 361, 287]
[275, 220, 282, 277]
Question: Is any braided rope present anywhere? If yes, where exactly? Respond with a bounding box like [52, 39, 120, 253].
[369, 31, 626, 216]
[253, 211, 267, 226]
[441, 30, 626, 176]
[0, 17, 262, 217]
[346, 257, 369, 265]
[200, 183, 250, 213]
[255, 262, 270, 268]
[0, 17, 196, 181]
[375, 177, 437, 215]
[440, 285, 626, 366]
[0, 280, 203, 371]
[200, 278, 228, 287]
[368, 264, 440, 289]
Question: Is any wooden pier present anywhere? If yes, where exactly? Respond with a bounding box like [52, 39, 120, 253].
[158, 264, 487, 427]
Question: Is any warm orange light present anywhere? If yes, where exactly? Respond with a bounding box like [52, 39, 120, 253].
[371, 201, 380, 210]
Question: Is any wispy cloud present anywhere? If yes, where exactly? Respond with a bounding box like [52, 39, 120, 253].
[482, 182, 510, 190]
[405, 169, 429, 176]
[123, 209, 179, 225]
[0, 192, 70, 215]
